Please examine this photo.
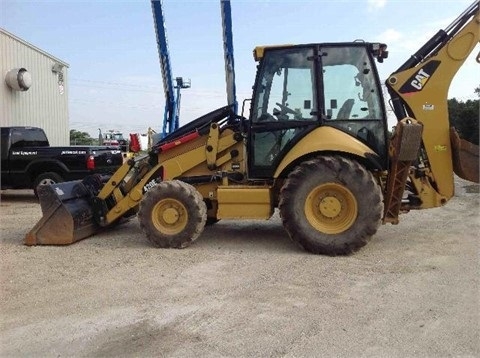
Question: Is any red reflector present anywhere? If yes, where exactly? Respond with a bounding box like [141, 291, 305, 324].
[87, 155, 95, 170]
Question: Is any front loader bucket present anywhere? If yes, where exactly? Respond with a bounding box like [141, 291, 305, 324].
[25, 180, 98, 245]
[450, 128, 479, 183]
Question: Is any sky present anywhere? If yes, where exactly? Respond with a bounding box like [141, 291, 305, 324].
[2, 0, 479, 138]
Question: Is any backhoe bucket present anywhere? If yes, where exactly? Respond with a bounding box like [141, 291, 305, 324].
[25, 180, 98, 245]
[450, 128, 479, 183]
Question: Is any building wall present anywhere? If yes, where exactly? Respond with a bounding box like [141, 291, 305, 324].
[0, 28, 69, 146]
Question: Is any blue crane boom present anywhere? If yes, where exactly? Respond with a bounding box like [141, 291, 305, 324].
[221, 0, 237, 115]
[151, 0, 190, 137]
[151, 0, 236, 136]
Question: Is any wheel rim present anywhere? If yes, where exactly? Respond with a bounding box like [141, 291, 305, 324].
[304, 182, 358, 234]
[152, 198, 188, 235]
[39, 178, 56, 186]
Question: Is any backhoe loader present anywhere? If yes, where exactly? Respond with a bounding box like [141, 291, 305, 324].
[26, 1, 479, 255]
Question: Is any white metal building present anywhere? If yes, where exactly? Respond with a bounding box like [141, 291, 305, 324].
[0, 28, 69, 146]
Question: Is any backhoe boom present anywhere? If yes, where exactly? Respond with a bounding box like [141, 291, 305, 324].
[386, 0, 479, 206]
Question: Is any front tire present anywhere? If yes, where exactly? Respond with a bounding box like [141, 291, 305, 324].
[279, 156, 383, 256]
[138, 180, 207, 248]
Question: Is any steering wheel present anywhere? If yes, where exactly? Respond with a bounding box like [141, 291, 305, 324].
[276, 102, 297, 116]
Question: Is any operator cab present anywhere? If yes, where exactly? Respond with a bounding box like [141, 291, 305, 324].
[248, 42, 389, 178]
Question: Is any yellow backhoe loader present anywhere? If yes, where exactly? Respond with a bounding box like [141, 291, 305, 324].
[26, 1, 479, 255]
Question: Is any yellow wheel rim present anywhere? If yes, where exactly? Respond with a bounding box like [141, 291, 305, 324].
[152, 198, 188, 235]
[304, 182, 358, 234]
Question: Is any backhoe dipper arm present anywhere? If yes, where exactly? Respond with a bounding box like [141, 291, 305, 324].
[386, 0, 479, 202]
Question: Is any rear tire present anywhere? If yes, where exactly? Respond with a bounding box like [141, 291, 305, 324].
[33, 172, 64, 197]
[279, 155, 383, 256]
[138, 180, 207, 248]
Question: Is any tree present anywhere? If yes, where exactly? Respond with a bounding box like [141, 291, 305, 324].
[70, 129, 97, 145]
[448, 87, 479, 145]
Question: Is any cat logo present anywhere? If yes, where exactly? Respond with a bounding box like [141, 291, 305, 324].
[411, 68, 430, 90]
[399, 60, 441, 95]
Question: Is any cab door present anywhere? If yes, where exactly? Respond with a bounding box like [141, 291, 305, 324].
[248, 46, 319, 178]
[320, 45, 388, 166]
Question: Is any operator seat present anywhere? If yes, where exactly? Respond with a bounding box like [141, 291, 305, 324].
[337, 99, 355, 119]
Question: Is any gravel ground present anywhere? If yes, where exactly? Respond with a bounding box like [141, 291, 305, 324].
[0, 177, 479, 357]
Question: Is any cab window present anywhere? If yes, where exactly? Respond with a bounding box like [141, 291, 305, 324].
[322, 46, 383, 121]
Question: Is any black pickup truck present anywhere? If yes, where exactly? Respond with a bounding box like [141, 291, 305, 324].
[1, 126, 123, 194]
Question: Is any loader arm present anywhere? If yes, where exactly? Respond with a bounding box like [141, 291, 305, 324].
[385, 0, 479, 206]
[95, 123, 240, 226]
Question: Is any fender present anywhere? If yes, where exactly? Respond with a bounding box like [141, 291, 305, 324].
[274, 126, 378, 178]
[26, 158, 69, 177]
